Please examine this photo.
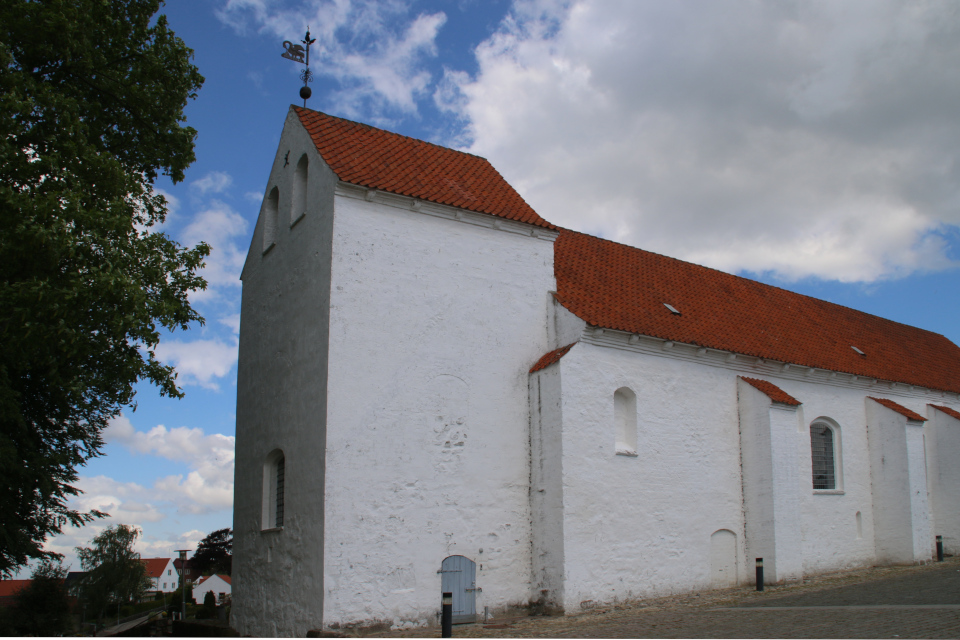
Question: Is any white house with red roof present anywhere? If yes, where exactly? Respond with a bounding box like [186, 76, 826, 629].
[232, 106, 960, 636]
[193, 574, 231, 604]
[141, 558, 178, 593]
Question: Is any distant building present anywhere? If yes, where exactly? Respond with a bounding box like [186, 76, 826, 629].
[232, 106, 960, 636]
[141, 558, 178, 593]
[194, 574, 232, 604]
[0, 580, 30, 608]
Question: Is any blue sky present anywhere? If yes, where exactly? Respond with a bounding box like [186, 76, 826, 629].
[35, 0, 960, 572]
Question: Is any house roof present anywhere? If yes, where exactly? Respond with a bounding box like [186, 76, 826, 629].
[141, 558, 170, 578]
[0, 580, 30, 598]
[294, 107, 555, 229]
[740, 377, 802, 406]
[930, 404, 960, 421]
[869, 397, 927, 422]
[196, 574, 231, 586]
[554, 229, 960, 394]
[530, 342, 577, 373]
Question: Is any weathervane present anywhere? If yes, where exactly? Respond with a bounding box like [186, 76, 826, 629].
[282, 28, 317, 107]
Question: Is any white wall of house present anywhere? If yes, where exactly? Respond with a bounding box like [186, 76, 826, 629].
[194, 575, 232, 603]
[320, 189, 557, 630]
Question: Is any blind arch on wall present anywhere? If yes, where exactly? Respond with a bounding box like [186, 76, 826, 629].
[292, 154, 308, 224]
[262, 186, 280, 253]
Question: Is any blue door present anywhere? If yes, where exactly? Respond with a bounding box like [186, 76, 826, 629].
[440, 555, 477, 624]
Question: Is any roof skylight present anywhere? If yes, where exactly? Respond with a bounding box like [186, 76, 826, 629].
[851, 346, 865, 356]
[663, 303, 681, 315]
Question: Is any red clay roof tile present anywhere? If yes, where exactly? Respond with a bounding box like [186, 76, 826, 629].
[929, 404, 960, 421]
[0, 580, 30, 598]
[868, 397, 926, 422]
[740, 377, 801, 406]
[141, 558, 170, 578]
[555, 229, 960, 394]
[530, 343, 577, 373]
[294, 107, 555, 229]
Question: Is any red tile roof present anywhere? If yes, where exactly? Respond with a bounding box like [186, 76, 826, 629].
[530, 343, 577, 373]
[869, 397, 926, 422]
[294, 107, 555, 229]
[929, 404, 960, 421]
[740, 377, 801, 406]
[0, 580, 30, 598]
[141, 558, 170, 579]
[554, 229, 960, 393]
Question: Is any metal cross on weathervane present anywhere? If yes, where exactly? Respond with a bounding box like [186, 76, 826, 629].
[282, 28, 317, 107]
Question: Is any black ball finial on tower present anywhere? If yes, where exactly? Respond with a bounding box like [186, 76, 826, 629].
[300, 85, 312, 101]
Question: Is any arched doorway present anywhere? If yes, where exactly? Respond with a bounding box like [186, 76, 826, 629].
[440, 555, 477, 623]
[710, 529, 738, 587]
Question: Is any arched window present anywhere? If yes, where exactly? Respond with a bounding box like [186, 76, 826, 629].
[292, 154, 308, 225]
[614, 387, 638, 456]
[262, 186, 280, 253]
[262, 449, 285, 530]
[810, 421, 837, 489]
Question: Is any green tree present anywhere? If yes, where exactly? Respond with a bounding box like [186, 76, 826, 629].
[25, 561, 72, 634]
[77, 524, 152, 624]
[192, 528, 232, 576]
[0, 0, 207, 576]
[4, 559, 73, 636]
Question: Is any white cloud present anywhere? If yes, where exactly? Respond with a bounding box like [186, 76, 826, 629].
[217, 0, 446, 116]
[100, 415, 236, 514]
[154, 338, 239, 390]
[180, 201, 248, 296]
[218, 313, 242, 335]
[191, 171, 234, 195]
[443, 0, 960, 282]
[244, 190, 264, 202]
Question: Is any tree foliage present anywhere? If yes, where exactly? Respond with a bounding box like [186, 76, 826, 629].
[0, 0, 207, 576]
[76, 524, 152, 621]
[0, 559, 72, 636]
[192, 528, 232, 576]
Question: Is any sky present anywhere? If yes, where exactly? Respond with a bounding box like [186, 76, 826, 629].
[31, 0, 960, 574]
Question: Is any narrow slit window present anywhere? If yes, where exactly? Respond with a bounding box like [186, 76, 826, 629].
[275, 455, 285, 528]
[614, 387, 638, 456]
[811, 423, 836, 489]
[262, 449, 286, 530]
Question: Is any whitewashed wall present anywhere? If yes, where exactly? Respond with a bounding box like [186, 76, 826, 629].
[775, 377, 878, 574]
[320, 191, 557, 630]
[529, 362, 569, 612]
[866, 398, 934, 564]
[233, 108, 339, 637]
[926, 406, 960, 554]
[737, 380, 803, 584]
[553, 341, 746, 613]
[546, 333, 953, 611]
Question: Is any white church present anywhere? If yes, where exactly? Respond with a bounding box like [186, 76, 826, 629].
[232, 106, 960, 636]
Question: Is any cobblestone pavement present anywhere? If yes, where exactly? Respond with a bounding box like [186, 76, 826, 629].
[378, 557, 960, 638]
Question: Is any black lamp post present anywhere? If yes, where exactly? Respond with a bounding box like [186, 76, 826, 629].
[176, 550, 190, 621]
